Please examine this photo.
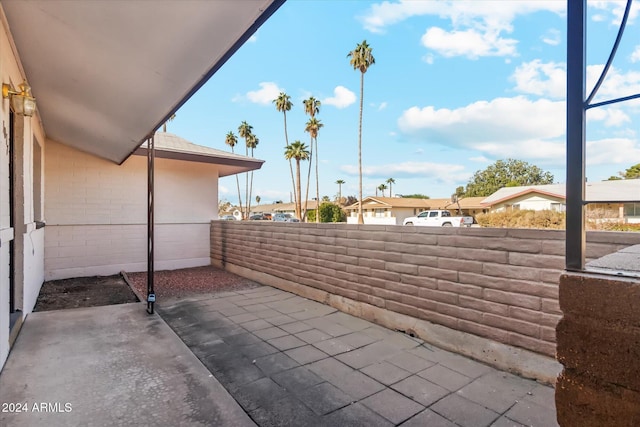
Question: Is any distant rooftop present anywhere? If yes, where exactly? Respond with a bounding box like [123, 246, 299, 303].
[134, 132, 263, 177]
[481, 179, 640, 205]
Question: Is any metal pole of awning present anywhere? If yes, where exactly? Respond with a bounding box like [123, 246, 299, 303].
[147, 134, 156, 314]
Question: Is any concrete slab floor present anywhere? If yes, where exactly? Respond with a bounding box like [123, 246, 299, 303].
[0, 303, 255, 427]
[159, 286, 560, 427]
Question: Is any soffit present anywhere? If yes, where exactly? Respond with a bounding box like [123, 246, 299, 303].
[2, 0, 283, 163]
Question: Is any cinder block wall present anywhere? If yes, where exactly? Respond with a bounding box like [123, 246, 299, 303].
[556, 273, 640, 426]
[211, 222, 640, 358]
[45, 140, 217, 280]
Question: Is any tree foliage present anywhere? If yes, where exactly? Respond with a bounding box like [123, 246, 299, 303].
[401, 194, 430, 199]
[306, 202, 346, 223]
[464, 159, 554, 197]
[620, 163, 640, 179]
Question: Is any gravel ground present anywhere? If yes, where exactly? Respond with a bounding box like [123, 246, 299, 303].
[126, 265, 261, 300]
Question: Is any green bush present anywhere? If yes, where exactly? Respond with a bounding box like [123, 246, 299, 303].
[477, 210, 640, 231]
[476, 210, 565, 229]
[306, 202, 346, 223]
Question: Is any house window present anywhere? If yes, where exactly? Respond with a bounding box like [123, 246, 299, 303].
[551, 203, 566, 212]
[374, 208, 385, 217]
[511, 204, 520, 211]
[624, 203, 640, 217]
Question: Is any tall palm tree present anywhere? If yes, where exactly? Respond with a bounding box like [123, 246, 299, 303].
[162, 113, 176, 132]
[378, 183, 388, 197]
[348, 40, 376, 224]
[386, 178, 395, 197]
[284, 141, 310, 220]
[273, 93, 297, 210]
[336, 179, 345, 201]
[246, 133, 259, 218]
[305, 117, 324, 222]
[238, 121, 253, 219]
[302, 97, 321, 221]
[225, 131, 243, 217]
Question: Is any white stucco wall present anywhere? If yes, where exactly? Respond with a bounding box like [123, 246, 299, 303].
[44, 140, 219, 280]
[0, 9, 47, 369]
[491, 194, 565, 212]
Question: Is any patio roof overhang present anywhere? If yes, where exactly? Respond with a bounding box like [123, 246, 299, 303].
[1, 0, 284, 164]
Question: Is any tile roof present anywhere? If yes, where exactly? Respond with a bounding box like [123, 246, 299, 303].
[481, 180, 640, 205]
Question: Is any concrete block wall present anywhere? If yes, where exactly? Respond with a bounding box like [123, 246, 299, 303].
[44, 140, 217, 280]
[211, 222, 640, 359]
[556, 273, 640, 426]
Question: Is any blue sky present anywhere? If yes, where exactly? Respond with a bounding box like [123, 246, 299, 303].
[168, 0, 640, 203]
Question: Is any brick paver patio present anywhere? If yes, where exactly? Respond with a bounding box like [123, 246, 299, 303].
[159, 285, 559, 427]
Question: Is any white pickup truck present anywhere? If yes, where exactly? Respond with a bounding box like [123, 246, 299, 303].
[403, 210, 474, 227]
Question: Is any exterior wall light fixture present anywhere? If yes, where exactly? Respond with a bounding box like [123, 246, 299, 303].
[3, 80, 36, 117]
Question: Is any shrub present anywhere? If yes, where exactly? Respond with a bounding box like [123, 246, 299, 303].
[477, 209, 640, 231]
[306, 202, 346, 223]
[476, 210, 565, 229]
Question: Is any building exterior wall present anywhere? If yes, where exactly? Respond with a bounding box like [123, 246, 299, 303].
[490, 194, 565, 212]
[211, 222, 640, 380]
[556, 273, 640, 426]
[44, 140, 218, 280]
[0, 9, 47, 369]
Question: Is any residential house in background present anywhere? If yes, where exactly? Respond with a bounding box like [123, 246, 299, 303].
[345, 196, 487, 225]
[481, 180, 640, 223]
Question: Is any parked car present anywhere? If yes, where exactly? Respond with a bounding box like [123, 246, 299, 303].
[249, 214, 269, 220]
[273, 213, 291, 222]
[220, 215, 236, 221]
[273, 213, 300, 222]
[403, 210, 474, 227]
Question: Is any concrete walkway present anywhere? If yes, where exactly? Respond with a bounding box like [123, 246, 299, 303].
[0, 303, 255, 427]
[159, 286, 559, 427]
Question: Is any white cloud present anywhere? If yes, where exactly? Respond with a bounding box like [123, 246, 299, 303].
[512, 60, 566, 99]
[360, 0, 565, 58]
[590, 0, 640, 25]
[378, 102, 388, 111]
[340, 161, 468, 184]
[414, 148, 424, 154]
[360, 1, 565, 34]
[512, 61, 640, 102]
[423, 54, 435, 64]
[469, 156, 490, 163]
[322, 86, 356, 109]
[421, 27, 517, 59]
[587, 138, 640, 165]
[219, 184, 230, 195]
[246, 82, 282, 105]
[397, 96, 566, 161]
[586, 64, 640, 102]
[631, 45, 640, 63]
[541, 28, 561, 46]
[587, 108, 631, 127]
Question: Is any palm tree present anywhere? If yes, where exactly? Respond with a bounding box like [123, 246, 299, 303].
[273, 93, 297, 210]
[302, 97, 321, 221]
[225, 131, 243, 217]
[162, 113, 176, 132]
[284, 141, 310, 220]
[246, 133, 259, 218]
[305, 117, 324, 222]
[255, 195, 261, 205]
[348, 40, 376, 224]
[386, 178, 395, 197]
[238, 121, 253, 219]
[336, 179, 345, 201]
[378, 183, 388, 197]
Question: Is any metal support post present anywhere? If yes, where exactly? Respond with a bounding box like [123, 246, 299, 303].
[147, 135, 156, 314]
